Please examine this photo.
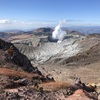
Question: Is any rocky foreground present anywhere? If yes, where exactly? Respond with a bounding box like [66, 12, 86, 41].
[0, 33, 100, 99]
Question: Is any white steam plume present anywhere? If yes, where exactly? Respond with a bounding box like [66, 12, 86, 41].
[52, 20, 66, 43]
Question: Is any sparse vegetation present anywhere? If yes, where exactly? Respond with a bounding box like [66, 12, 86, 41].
[0, 30, 100, 99]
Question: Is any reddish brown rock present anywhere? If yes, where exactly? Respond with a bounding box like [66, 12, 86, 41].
[66, 89, 97, 100]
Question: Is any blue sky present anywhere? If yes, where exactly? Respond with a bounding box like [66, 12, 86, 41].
[0, 0, 100, 30]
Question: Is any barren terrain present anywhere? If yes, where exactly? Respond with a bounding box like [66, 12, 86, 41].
[0, 29, 100, 99]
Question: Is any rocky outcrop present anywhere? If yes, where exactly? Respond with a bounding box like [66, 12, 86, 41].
[0, 78, 98, 100]
[0, 38, 36, 72]
[66, 89, 97, 100]
[0, 38, 54, 89]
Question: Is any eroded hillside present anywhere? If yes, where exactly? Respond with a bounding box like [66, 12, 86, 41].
[0, 37, 98, 100]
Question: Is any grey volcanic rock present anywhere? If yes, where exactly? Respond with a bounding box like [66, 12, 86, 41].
[14, 35, 83, 64]
[11, 35, 41, 47]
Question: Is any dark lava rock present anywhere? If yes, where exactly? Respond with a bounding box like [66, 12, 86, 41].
[0, 38, 40, 73]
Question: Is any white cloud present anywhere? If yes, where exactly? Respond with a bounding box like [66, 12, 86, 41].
[0, 19, 100, 31]
[0, 19, 12, 24]
[0, 19, 54, 31]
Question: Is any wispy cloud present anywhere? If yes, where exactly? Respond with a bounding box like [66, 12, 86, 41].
[0, 19, 100, 31]
[0, 19, 54, 30]
[0, 19, 12, 24]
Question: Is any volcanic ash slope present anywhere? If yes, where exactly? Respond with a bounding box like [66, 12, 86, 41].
[14, 35, 83, 64]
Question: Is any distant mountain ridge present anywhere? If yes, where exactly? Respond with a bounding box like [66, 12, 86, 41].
[0, 27, 100, 41]
[63, 26, 100, 34]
